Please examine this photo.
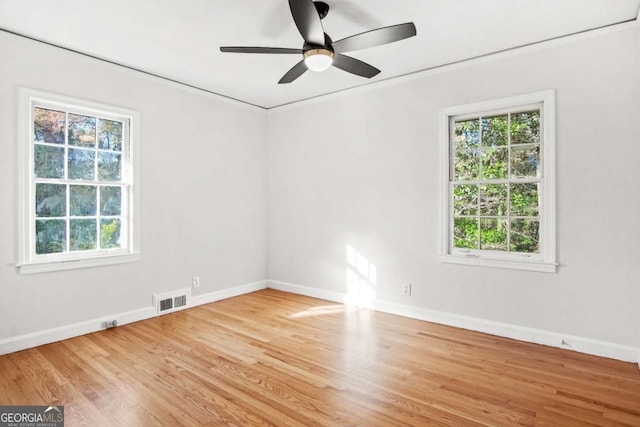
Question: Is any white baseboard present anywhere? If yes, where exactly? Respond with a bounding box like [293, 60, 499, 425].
[3, 279, 637, 365]
[268, 280, 347, 304]
[190, 280, 268, 307]
[0, 306, 156, 356]
[373, 300, 639, 363]
[266, 280, 640, 364]
[0, 280, 268, 356]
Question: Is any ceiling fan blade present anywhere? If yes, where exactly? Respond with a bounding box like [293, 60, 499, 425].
[220, 47, 303, 54]
[332, 54, 380, 78]
[278, 60, 308, 84]
[332, 22, 417, 53]
[288, 0, 325, 46]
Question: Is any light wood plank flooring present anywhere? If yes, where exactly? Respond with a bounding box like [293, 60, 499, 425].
[1, 289, 639, 426]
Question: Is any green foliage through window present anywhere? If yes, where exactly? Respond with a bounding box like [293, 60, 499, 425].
[32, 106, 125, 255]
[451, 110, 541, 254]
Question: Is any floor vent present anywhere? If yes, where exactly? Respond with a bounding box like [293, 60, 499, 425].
[153, 289, 191, 315]
[174, 294, 187, 309]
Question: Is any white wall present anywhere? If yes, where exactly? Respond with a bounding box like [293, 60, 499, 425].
[0, 31, 268, 340]
[2, 23, 639, 358]
[267, 25, 640, 349]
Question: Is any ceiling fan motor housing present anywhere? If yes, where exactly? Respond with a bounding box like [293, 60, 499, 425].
[303, 33, 333, 51]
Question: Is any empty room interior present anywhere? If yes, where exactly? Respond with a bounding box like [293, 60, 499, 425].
[1, 0, 640, 425]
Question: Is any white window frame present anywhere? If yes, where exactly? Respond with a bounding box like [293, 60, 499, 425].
[17, 88, 141, 274]
[439, 90, 556, 273]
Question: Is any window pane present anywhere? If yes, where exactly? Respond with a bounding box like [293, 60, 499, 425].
[70, 185, 97, 216]
[100, 186, 122, 215]
[34, 108, 65, 144]
[70, 219, 97, 251]
[36, 220, 66, 254]
[98, 152, 121, 181]
[511, 111, 540, 145]
[101, 219, 121, 249]
[68, 113, 96, 147]
[454, 150, 480, 181]
[479, 184, 507, 216]
[35, 183, 66, 217]
[455, 119, 479, 149]
[511, 145, 540, 178]
[68, 148, 96, 180]
[453, 185, 478, 216]
[481, 115, 508, 147]
[510, 219, 540, 253]
[481, 147, 508, 180]
[453, 218, 478, 249]
[510, 183, 539, 216]
[98, 119, 123, 151]
[34, 145, 64, 179]
[480, 218, 507, 251]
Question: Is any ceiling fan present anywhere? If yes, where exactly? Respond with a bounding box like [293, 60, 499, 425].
[220, 0, 417, 84]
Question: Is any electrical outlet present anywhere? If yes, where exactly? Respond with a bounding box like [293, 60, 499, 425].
[402, 283, 412, 296]
[192, 276, 200, 288]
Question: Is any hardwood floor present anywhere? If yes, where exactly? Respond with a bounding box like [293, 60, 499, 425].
[1, 289, 639, 426]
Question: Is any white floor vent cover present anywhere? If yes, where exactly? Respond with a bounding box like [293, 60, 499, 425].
[153, 289, 191, 315]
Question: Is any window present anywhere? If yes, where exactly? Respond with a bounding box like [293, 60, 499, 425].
[18, 89, 140, 274]
[439, 90, 556, 272]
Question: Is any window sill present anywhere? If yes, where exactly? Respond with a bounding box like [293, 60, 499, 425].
[17, 253, 141, 275]
[439, 254, 557, 273]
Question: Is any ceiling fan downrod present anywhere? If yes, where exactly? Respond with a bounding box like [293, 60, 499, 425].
[313, 2, 329, 20]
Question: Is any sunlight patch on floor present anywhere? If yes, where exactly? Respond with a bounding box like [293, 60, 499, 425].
[289, 305, 346, 318]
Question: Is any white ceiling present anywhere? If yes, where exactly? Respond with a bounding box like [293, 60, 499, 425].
[1, 0, 639, 109]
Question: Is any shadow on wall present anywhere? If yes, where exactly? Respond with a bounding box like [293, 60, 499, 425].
[346, 245, 377, 308]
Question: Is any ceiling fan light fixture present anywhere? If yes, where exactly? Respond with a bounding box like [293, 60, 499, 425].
[303, 48, 334, 72]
